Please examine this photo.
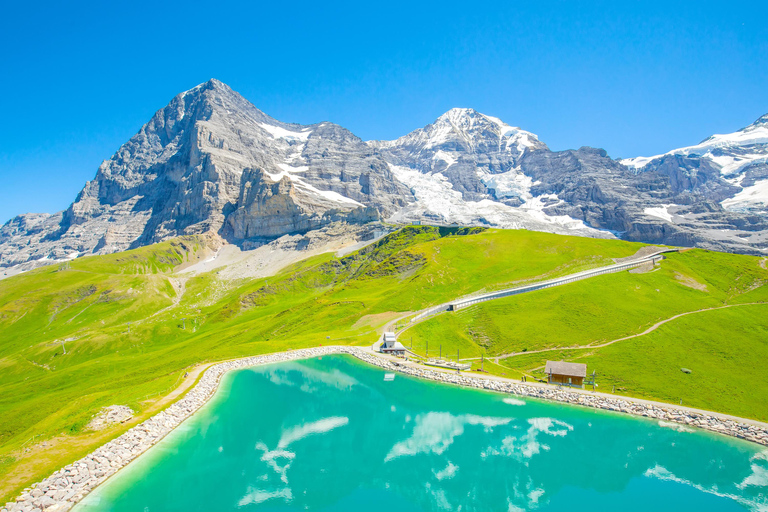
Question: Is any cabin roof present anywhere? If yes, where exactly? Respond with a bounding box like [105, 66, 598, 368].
[545, 360, 587, 378]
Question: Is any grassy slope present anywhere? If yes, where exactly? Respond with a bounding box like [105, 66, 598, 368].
[0, 226, 765, 501]
[0, 226, 647, 500]
[407, 249, 768, 419]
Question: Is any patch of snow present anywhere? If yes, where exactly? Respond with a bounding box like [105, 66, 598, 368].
[433, 150, 456, 167]
[259, 123, 312, 141]
[479, 168, 535, 201]
[277, 163, 309, 174]
[483, 113, 541, 153]
[623, 122, 768, 177]
[643, 204, 675, 223]
[260, 166, 364, 208]
[722, 179, 768, 212]
[262, 169, 291, 182]
[621, 155, 657, 169]
[301, 185, 365, 207]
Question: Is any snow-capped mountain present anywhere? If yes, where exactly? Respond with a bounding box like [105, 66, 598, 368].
[368, 108, 608, 237]
[2, 79, 767, 278]
[622, 115, 768, 214]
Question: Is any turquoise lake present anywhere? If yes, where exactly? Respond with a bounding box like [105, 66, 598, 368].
[74, 355, 768, 511]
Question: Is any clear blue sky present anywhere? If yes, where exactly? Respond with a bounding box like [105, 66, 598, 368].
[1, 0, 766, 224]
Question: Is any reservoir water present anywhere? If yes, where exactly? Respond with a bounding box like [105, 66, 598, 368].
[75, 355, 768, 511]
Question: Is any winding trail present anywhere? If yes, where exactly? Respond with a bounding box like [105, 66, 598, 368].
[149, 276, 187, 319]
[458, 302, 767, 363]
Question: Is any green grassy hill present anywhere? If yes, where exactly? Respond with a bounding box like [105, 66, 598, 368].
[406, 248, 768, 417]
[0, 225, 766, 501]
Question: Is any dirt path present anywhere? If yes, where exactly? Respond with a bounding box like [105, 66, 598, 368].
[469, 302, 767, 363]
[148, 276, 187, 319]
[0, 362, 214, 503]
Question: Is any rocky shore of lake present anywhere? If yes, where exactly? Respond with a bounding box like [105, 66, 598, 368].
[5, 346, 768, 512]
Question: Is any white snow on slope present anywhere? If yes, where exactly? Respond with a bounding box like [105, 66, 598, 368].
[483, 113, 541, 155]
[433, 150, 456, 167]
[622, 116, 768, 213]
[277, 163, 309, 173]
[262, 165, 364, 208]
[478, 168, 536, 201]
[308, 187, 364, 206]
[643, 204, 675, 223]
[722, 180, 768, 212]
[259, 123, 312, 141]
[371, 108, 544, 157]
[622, 121, 768, 177]
[386, 164, 614, 238]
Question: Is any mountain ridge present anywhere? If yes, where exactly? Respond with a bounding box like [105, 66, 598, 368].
[2, 79, 767, 278]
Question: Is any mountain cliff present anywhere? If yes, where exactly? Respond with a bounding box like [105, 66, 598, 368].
[2, 80, 767, 277]
[0, 80, 409, 275]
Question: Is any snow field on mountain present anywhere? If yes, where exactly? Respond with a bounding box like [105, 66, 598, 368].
[722, 180, 768, 212]
[387, 164, 613, 237]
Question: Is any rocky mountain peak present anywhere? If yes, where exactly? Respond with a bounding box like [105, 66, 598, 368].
[750, 113, 768, 128]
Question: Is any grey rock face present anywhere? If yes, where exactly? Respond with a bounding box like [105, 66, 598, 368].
[0, 80, 411, 274]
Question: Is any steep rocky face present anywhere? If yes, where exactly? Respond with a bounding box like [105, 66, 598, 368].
[618, 114, 768, 250]
[0, 79, 410, 274]
[225, 168, 378, 239]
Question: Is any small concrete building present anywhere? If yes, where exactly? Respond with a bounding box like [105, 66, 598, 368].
[545, 360, 587, 388]
[380, 332, 406, 357]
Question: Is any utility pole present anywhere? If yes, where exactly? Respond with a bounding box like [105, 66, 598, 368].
[457, 348, 460, 362]
[481, 354, 484, 372]
[426, 340, 428, 358]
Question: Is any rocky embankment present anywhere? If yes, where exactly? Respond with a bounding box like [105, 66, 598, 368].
[5, 346, 768, 512]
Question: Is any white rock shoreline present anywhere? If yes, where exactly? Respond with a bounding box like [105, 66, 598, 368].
[5, 345, 768, 512]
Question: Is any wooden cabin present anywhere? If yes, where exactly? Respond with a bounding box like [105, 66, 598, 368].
[545, 360, 587, 388]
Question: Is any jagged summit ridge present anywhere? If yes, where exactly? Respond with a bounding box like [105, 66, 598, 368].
[372, 107, 546, 159]
[621, 111, 768, 217]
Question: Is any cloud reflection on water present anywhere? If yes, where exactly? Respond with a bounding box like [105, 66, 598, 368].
[242, 416, 350, 507]
[385, 412, 511, 461]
